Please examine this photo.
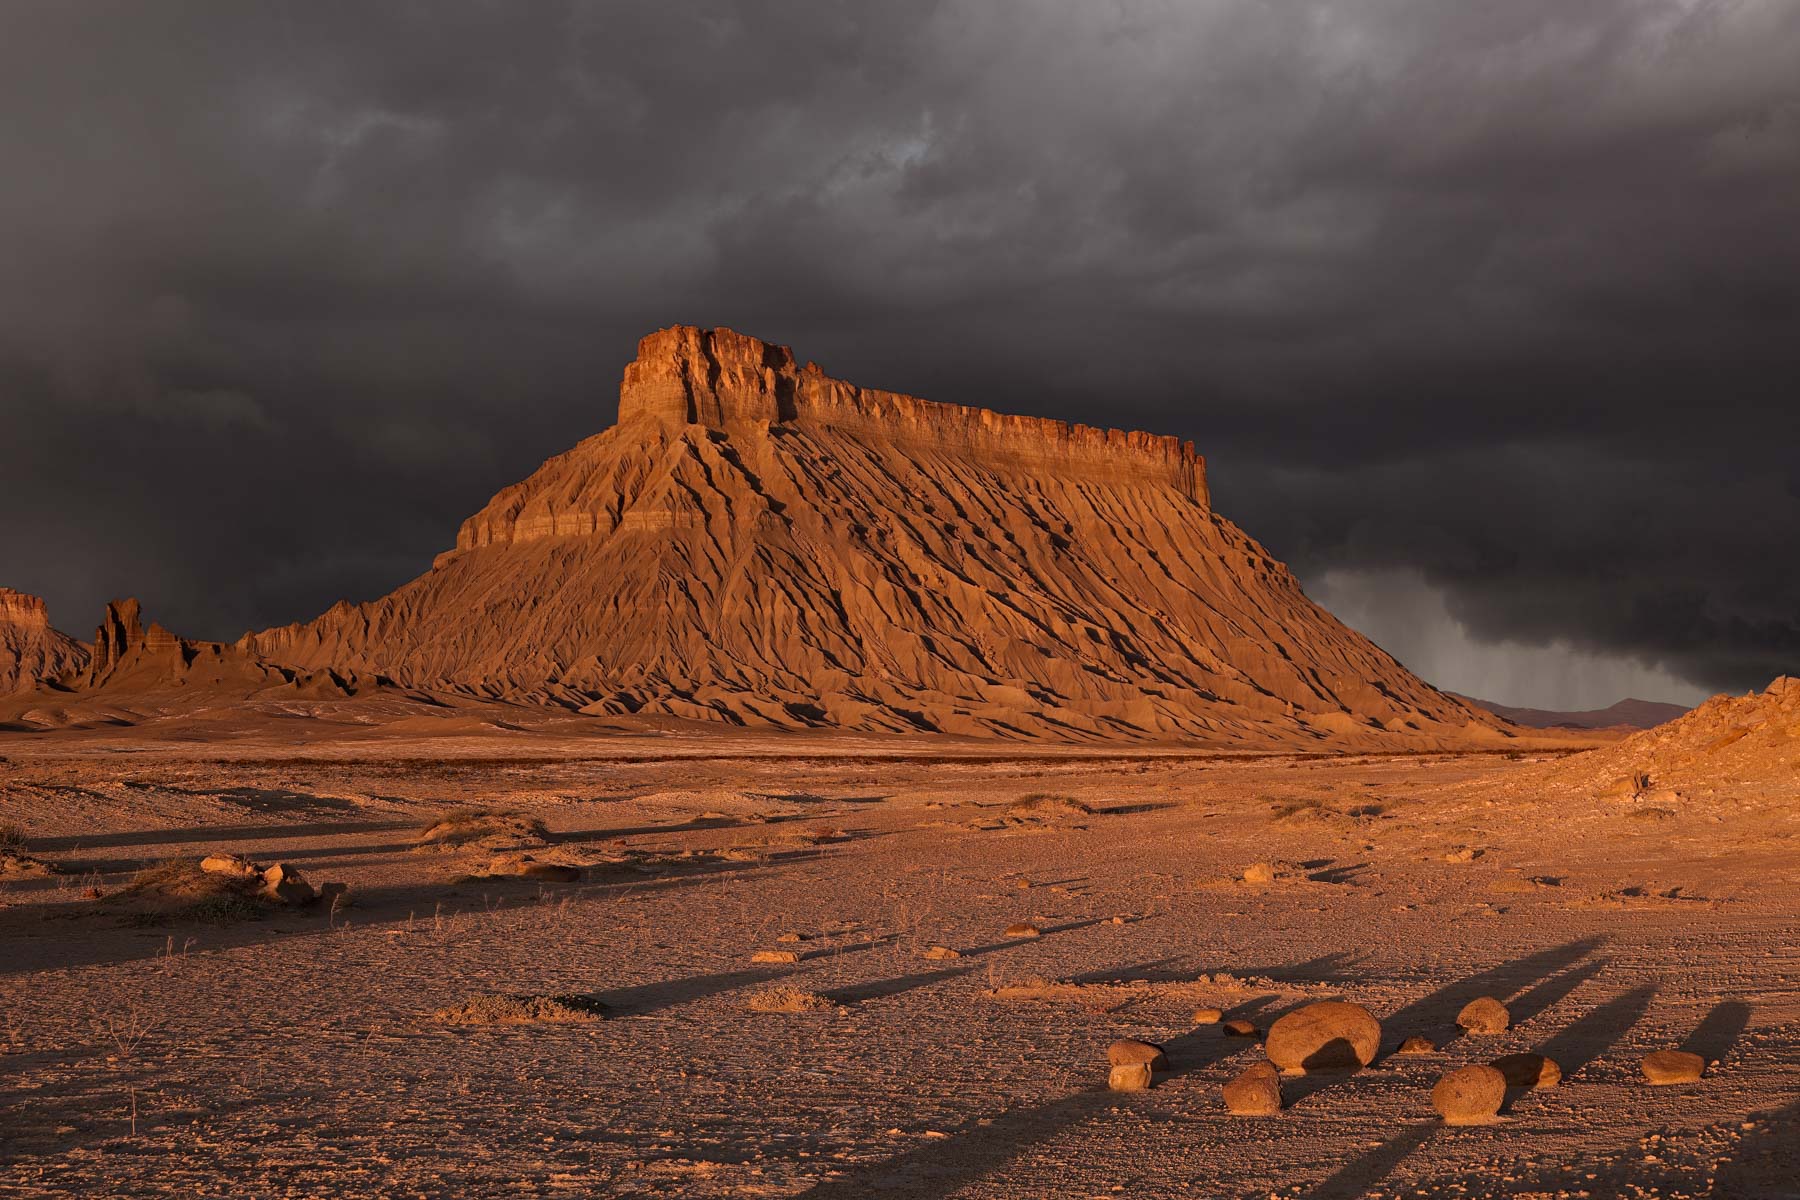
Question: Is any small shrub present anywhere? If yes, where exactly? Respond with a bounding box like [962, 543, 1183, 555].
[1265, 796, 1338, 823]
[414, 809, 549, 850]
[746, 986, 832, 1013]
[187, 895, 267, 924]
[0, 822, 26, 851]
[433, 993, 606, 1025]
[1005, 793, 1093, 821]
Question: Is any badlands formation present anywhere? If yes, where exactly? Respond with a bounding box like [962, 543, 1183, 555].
[1, 329, 1795, 1199]
[240, 326, 1504, 747]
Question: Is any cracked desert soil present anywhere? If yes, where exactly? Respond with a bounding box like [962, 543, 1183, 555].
[1, 728, 1796, 1198]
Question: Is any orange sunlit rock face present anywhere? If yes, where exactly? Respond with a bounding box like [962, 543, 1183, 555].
[240, 326, 1500, 746]
[0, 588, 87, 693]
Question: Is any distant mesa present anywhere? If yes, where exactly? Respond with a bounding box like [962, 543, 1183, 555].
[11, 325, 1536, 745]
[0, 588, 88, 693]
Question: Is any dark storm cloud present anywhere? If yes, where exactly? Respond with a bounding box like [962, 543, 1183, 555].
[3, 1, 1797, 705]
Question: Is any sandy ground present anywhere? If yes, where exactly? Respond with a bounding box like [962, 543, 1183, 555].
[1, 727, 1796, 1198]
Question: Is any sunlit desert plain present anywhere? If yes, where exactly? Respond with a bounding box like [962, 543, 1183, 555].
[3, 329, 1796, 1198]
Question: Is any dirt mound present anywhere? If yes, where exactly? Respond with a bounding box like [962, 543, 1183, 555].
[106, 859, 296, 923]
[1004, 793, 1094, 823]
[413, 809, 550, 852]
[236, 326, 1512, 747]
[1551, 676, 1800, 798]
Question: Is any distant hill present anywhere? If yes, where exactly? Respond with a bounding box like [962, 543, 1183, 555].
[1459, 694, 1690, 730]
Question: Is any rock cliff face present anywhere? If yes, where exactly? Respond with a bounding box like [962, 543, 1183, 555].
[0, 588, 88, 692]
[247, 326, 1504, 745]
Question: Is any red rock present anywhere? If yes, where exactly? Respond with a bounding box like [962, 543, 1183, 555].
[1265, 1001, 1382, 1072]
[1108, 1062, 1153, 1092]
[1107, 1039, 1168, 1071]
[1641, 1049, 1705, 1084]
[1434, 1064, 1506, 1124]
[1457, 996, 1511, 1035]
[1222, 1061, 1282, 1114]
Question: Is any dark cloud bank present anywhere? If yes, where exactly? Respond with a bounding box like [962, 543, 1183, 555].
[4, 2, 1798, 708]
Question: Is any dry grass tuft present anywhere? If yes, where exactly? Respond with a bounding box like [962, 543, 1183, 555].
[413, 808, 549, 851]
[121, 859, 234, 900]
[1264, 795, 1339, 823]
[1628, 807, 1677, 822]
[745, 986, 832, 1013]
[432, 993, 606, 1025]
[0, 822, 57, 880]
[1005, 793, 1094, 822]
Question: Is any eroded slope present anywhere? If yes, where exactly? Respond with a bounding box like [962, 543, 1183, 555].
[247, 327, 1504, 746]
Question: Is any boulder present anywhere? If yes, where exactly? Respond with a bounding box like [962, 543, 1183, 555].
[1242, 862, 1277, 885]
[1396, 1036, 1436, 1056]
[1432, 1064, 1506, 1125]
[1003, 922, 1041, 938]
[922, 945, 962, 961]
[260, 863, 316, 905]
[1108, 1062, 1153, 1092]
[1456, 996, 1510, 1035]
[200, 854, 260, 880]
[751, 950, 801, 964]
[1222, 1061, 1282, 1115]
[1222, 1019, 1261, 1039]
[1265, 1001, 1382, 1073]
[1107, 1039, 1168, 1071]
[1192, 1007, 1224, 1024]
[1491, 1053, 1561, 1089]
[1641, 1049, 1705, 1084]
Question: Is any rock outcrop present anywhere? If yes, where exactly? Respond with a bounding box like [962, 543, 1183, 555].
[76, 598, 296, 694]
[244, 325, 1512, 745]
[1548, 675, 1800, 798]
[5, 597, 372, 709]
[0, 589, 88, 692]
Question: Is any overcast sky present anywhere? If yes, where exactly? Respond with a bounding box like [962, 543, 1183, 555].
[4, 1, 1797, 709]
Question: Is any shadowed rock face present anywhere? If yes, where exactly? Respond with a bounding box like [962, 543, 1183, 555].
[0, 588, 88, 692]
[245, 326, 1505, 745]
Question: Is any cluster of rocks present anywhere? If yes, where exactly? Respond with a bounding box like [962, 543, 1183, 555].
[1099, 993, 1715, 1122]
[201, 854, 343, 907]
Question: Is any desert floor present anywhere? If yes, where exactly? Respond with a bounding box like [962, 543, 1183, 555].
[1, 728, 1796, 1198]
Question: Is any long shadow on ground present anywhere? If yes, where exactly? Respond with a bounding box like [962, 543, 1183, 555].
[0, 850, 826, 978]
[1285, 935, 1607, 1108]
[789, 996, 1282, 1198]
